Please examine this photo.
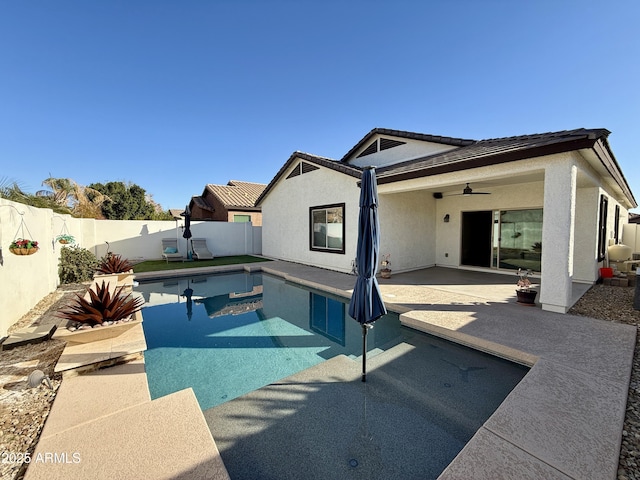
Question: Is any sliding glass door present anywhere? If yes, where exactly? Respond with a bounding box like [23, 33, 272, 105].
[496, 209, 543, 271]
[463, 208, 543, 272]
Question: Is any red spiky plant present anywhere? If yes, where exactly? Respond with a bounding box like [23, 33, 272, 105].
[96, 252, 134, 274]
[57, 280, 144, 326]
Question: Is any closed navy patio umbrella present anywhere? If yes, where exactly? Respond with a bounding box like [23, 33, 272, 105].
[348, 166, 387, 382]
[181, 205, 193, 259]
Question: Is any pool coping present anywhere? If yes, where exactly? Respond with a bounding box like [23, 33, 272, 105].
[134, 260, 635, 479]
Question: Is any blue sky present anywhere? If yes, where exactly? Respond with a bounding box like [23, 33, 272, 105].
[2, 1, 639, 211]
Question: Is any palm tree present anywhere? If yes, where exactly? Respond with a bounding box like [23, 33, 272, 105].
[39, 177, 110, 218]
[0, 177, 72, 213]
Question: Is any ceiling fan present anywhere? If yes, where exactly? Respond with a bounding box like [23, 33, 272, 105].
[433, 183, 491, 198]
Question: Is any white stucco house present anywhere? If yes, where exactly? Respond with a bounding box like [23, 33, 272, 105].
[256, 127, 637, 314]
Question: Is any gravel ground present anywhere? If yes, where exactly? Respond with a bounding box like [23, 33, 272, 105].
[1, 282, 639, 480]
[0, 285, 83, 480]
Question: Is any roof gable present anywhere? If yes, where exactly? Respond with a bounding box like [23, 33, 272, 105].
[341, 128, 475, 164]
[256, 152, 362, 206]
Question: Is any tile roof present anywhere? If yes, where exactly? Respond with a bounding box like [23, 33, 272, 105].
[257, 127, 636, 208]
[168, 208, 185, 219]
[191, 195, 215, 212]
[376, 128, 611, 182]
[206, 180, 267, 208]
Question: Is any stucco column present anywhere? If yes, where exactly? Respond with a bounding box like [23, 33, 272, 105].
[540, 161, 577, 313]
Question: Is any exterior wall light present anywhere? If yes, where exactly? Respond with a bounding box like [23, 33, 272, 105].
[443, 214, 450, 223]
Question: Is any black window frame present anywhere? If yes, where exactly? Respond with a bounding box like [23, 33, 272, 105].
[309, 203, 346, 254]
[597, 195, 608, 262]
[614, 204, 621, 244]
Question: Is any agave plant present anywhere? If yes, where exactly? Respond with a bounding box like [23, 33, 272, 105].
[96, 252, 134, 274]
[57, 280, 144, 326]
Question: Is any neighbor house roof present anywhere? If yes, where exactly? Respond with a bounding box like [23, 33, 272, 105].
[206, 181, 266, 209]
[191, 195, 216, 213]
[168, 208, 185, 219]
[255, 152, 362, 206]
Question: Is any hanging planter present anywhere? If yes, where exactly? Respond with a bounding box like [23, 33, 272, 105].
[10, 238, 39, 256]
[9, 213, 39, 256]
[55, 219, 75, 245]
[56, 234, 75, 245]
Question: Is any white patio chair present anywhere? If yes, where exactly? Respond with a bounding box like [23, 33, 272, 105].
[161, 238, 182, 262]
[191, 238, 214, 260]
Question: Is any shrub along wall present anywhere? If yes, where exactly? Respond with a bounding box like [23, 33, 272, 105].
[0, 199, 262, 337]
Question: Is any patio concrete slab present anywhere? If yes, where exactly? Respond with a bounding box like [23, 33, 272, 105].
[439, 427, 572, 480]
[25, 388, 229, 480]
[401, 303, 636, 384]
[40, 359, 150, 438]
[483, 358, 628, 480]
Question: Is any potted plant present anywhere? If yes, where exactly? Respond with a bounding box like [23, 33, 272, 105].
[56, 233, 75, 245]
[95, 252, 135, 290]
[57, 280, 144, 328]
[516, 268, 537, 305]
[96, 252, 134, 274]
[380, 253, 392, 279]
[9, 238, 39, 256]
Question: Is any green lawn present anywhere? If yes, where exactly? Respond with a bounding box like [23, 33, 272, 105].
[133, 255, 271, 273]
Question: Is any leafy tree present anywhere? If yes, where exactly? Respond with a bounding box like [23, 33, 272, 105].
[89, 181, 169, 220]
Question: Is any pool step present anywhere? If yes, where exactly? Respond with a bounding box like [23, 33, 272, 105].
[25, 360, 230, 480]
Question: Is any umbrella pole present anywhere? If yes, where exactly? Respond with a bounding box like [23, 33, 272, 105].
[362, 323, 368, 382]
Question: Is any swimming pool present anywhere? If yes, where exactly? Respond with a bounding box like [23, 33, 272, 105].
[137, 271, 528, 479]
[138, 271, 412, 410]
[138, 271, 527, 408]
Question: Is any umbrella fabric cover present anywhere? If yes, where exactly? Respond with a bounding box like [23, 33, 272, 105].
[349, 167, 387, 325]
[181, 205, 193, 259]
[349, 167, 387, 382]
[182, 205, 192, 240]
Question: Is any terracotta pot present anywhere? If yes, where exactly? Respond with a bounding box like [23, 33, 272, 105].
[516, 289, 537, 305]
[59, 239, 70, 244]
[380, 268, 392, 279]
[9, 247, 38, 256]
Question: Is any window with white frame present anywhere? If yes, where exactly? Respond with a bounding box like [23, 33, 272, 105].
[309, 203, 345, 254]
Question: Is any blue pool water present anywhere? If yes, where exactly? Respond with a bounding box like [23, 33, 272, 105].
[137, 272, 527, 412]
[137, 272, 409, 410]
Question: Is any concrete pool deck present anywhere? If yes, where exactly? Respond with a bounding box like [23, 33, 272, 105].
[27, 260, 635, 480]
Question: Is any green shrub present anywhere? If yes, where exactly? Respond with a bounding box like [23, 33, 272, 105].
[58, 246, 98, 284]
